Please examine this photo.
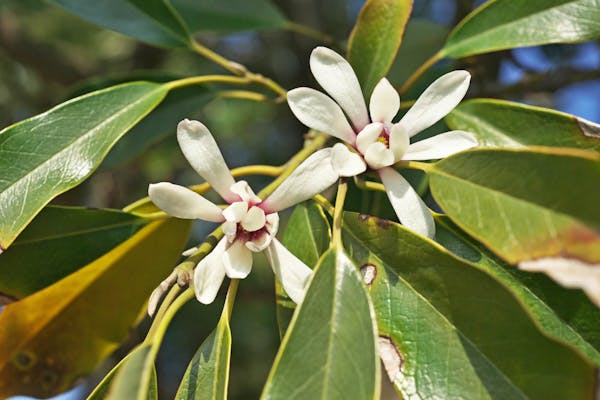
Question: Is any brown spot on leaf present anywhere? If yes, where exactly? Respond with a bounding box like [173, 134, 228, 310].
[577, 118, 600, 138]
[361, 264, 377, 285]
[359, 214, 370, 221]
[0, 292, 17, 305]
[12, 351, 36, 370]
[378, 336, 404, 383]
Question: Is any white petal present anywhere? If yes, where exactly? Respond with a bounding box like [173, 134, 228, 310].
[389, 124, 410, 161]
[288, 88, 356, 144]
[364, 142, 395, 170]
[242, 206, 266, 232]
[222, 221, 237, 242]
[356, 122, 384, 154]
[404, 130, 478, 160]
[177, 119, 237, 203]
[265, 213, 280, 235]
[230, 180, 261, 204]
[331, 143, 367, 177]
[261, 148, 339, 213]
[223, 201, 248, 223]
[223, 239, 253, 279]
[310, 47, 369, 130]
[378, 167, 435, 238]
[369, 78, 400, 123]
[245, 230, 273, 252]
[519, 257, 600, 307]
[265, 239, 312, 304]
[148, 182, 224, 222]
[193, 238, 228, 304]
[397, 70, 471, 137]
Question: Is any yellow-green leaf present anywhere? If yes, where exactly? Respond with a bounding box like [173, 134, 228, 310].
[0, 218, 191, 398]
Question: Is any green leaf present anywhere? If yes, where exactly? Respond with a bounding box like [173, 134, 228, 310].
[170, 0, 287, 33]
[0, 206, 148, 300]
[105, 344, 155, 400]
[348, 0, 413, 97]
[435, 216, 600, 366]
[0, 81, 168, 250]
[343, 213, 595, 399]
[49, 0, 191, 48]
[261, 248, 379, 400]
[428, 147, 600, 265]
[175, 304, 231, 400]
[0, 218, 191, 398]
[445, 99, 600, 151]
[442, 0, 600, 58]
[277, 201, 330, 337]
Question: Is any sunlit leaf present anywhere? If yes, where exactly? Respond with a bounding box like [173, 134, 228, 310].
[49, 0, 191, 48]
[277, 201, 330, 337]
[170, 0, 287, 33]
[348, 0, 413, 97]
[436, 216, 600, 366]
[343, 212, 595, 399]
[442, 0, 600, 58]
[0, 82, 168, 250]
[175, 301, 231, 399]
[0, 218, 191, 398]
[428, 147, 600, 264]
[103, 344, 157, 400]
[261, 248, 379, 400]
[445, 99, 600, 150]
[0, 206, 148, 300]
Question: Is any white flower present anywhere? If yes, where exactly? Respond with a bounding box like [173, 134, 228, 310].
[287, 46, 478, 238]
[148, 119, 338, 308]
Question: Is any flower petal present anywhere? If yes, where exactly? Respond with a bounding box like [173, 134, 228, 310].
[223, 239, 253, 279]
[148, 182, 224, 222]
[404, 130, 478, 160]
[193, 238, 228, 304]
[223, 201, 248, 223]
[246, 230, 273, 252]
[331, 143, 367, 177]
[378, 167, 435, 238]
[396, 70, 470, 137]
[261, 148, 339, 213]
[356, 122, 384, 154]
[230, 180, 261, 204]
[288, 88, 356, 144]
[310, 47, 369, 130]
[177, 119, 237, 203]
[369, 78, 400, 123]
[364, 142, 395, 170]
[265, 238, 312, 304]
[265, 213, 279, 235]
[389, 124, 409, 162]
[242, 206, 266, 232]
[222, 221, 237, 242]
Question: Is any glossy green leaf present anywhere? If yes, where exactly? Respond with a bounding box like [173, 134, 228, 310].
[445, 99, 600, 151]
[343, 213, 595, 399]
[49, 0, 191, 48]
[105, 344, 156, 400]
[175, 303, 231, 399]
[0, 206, 148, 300]
[0, 218, 191, 398]
[428, 147, 600, 264]
[170, 0, 287, 33]
[348, 0, 413, 97]
[277, 201, 330, 337]
[0, 82, 168, 250]
[442, 0, 600, 58]
[261, 248, 379, 400]
[435, 216, 600, 366]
